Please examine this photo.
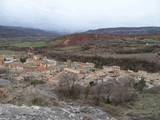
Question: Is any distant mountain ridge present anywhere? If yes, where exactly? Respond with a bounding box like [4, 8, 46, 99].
[0, 25, 60, 38]
[86, 27, 160, 35]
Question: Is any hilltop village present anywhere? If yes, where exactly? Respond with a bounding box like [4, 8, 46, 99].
[0, 51, 159, 88]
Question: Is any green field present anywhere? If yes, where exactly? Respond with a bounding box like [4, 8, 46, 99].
[145, 39, 160, 43]
[0, 50, 25, 55]
[12, 42, 47, 47]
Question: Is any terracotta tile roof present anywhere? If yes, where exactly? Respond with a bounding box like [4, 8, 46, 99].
[37, 66, 49, 72]
[9, 62, 27, 68]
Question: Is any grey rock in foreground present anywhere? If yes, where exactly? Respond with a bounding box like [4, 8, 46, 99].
[0, 103, 116, 120]
[0, 78, 11, 87]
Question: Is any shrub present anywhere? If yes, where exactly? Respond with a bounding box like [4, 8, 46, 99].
[88, 82, 136, 105]
[30, 80, 45, 86]
[144, 86, 160, 94]
[81, 45, 90, 51]
[31, 97, 42, 105]
[20, 57, 27, 63]
[90, 82, 114, 105]
[108, 86, 136, 105]
[91, 83, 104, 105]
[84, 85, 91, 99]
[134, 77, 146, 92]
[57, 73, 82, 99]
[0, 69, 7, 74]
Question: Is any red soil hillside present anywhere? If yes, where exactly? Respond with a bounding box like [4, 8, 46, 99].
[50, 34, 136, 47]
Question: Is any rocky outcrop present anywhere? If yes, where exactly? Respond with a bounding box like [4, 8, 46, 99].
[0, 78, 11, 87]
[0, 103, 116, 120]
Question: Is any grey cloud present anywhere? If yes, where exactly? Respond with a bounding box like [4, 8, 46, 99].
[0, 0, 159, 33]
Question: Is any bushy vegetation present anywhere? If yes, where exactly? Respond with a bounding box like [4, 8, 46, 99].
[126, 94, 160, 119]
[57, 74, 137, 106]
[20, 57, 27, 63]
[24, 76, 45, 86]
[31, 97, 43, 105]
[134, 77, 146, 92]
[57, 73, 82, 99]
[30, 80, 45, 86]
[85, 84, 136, 105]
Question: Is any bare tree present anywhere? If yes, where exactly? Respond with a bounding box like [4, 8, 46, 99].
[91, 83, 104, 105]
[90, 82, 136, 105]
[57, 72, 81, 99]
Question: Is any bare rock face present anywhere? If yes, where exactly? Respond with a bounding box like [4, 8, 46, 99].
[0, 78, 11, 87]
[0, 103, 116, 120]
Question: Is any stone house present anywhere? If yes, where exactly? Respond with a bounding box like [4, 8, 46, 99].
[8, 62, 27, 71]
[4, 56, 15, 63]
[37, 66, 52, 74]
[33, 54, 46, 61]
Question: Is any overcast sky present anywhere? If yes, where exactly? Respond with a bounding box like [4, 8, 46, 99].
[0, 0, 160, 33]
